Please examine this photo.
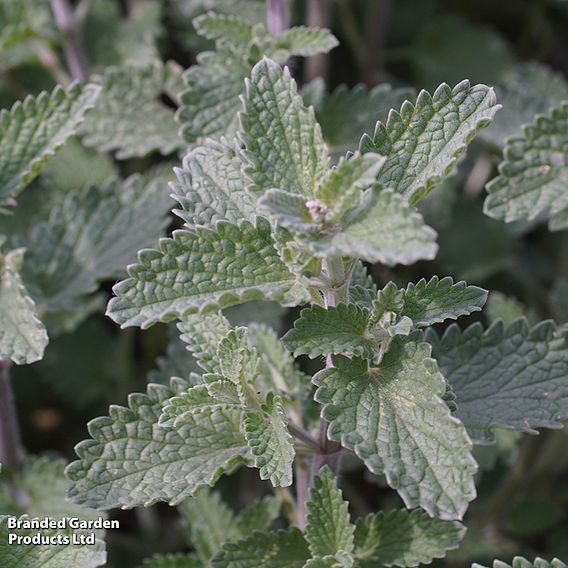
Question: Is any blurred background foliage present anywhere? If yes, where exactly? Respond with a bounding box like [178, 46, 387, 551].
[1, 0, 568, 566]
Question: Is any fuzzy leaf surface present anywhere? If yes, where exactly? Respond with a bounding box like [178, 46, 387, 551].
[399, 276, 487, 327]
[0, 82, 100, 200]
[306, 187, 438, 265]
[107, 218, 305, 328]
[0, 515, 106, 568]
[484, 102, 568, 231]
[283, 304, 375, 359]
[81, 62, 184, 159]
[244, 393, 295, 486]
[211, 529, 310, 568]
[313, 336, 476, 520]
[0, 249, 48, 364]
[171, 140, 255, 228]
[428, 319, 568, 443]
[353, 509, 465, 567]
[305, 466, 355, 558]
[360, 81, 500, 204]
[241, 58, 328, 197]
[66, 378, 249, 509]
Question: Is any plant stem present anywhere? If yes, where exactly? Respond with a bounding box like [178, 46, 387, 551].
[304, 0, 331, 82]
[288, 420, 321, 452]
[50, 0, 90, 82]
[0, 360, 25, 471]
[295, 457, 309, 530]
[267, 0, 285, 37]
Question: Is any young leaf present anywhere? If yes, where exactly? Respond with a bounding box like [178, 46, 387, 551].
[305, 466, 355, 558]
[258, 189, 316, 232]
[306, 187, 438, 266]
[240, 58, 328, 197]
[274, 27, 338, 56]
[313, 336, 477, 520]
[353, 509, 465, 567]
[244, 393, 295, 487]
[314, 153, 386, 222]
[211, 528, 310, 568]
[360, 81, 500, 204]
[171, 140, 256, 228]
[17, 174, 171, 312]
[484, 102, 568, 231]
[0, 515, 106, 568]
[66, 378, 250, 509]
[0, 248, 48, 365]
[282, 304, 376, 360]
[399, 276, 488, 327]
[474, 559, 567, 568]
[81, 62, 184, 159]
[428, 319, 568, 443]
[106, 218, 306, 328]
[0, 82, 100, 201]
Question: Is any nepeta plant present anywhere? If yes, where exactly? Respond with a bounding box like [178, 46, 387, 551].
[60, 57, 565, 566]
[1, 4, 568, 568]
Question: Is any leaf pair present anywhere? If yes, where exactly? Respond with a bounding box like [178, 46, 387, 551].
[161, 327, 295, 487]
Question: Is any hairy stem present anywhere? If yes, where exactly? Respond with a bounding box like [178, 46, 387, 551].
[50, 0, 90, 82]
[304, 0, 331, 82]
[0, 360, 25, 471]
[288, 420, 321, 452]
[267, 0, 286, 37]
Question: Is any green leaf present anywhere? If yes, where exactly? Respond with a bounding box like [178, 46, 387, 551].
[81, 62, 184, 159]
[212, 528, 310, 568]
[313, 336, 476, 520]
[177, 312, 231, 374]
[178, 50, 251, 143]
[428, 319, 568, 443]
[258, 189, 316, 232]
[0, 82, 100, 201]
[241, 58, 329, 197]
[235, 495, 281, 534]
[160, 385, 232, 427]
[473, 559, 567, 568]
[0, 248, 48, 364]
[486, 292, 536, 327]
[179, 488, 241, 562]
[551, 279, 568, 324]
[193, 12, 254, 46]
[172, 139, 256, 228]
[66, 378, 250, 509]
[399, 276, 488, 327]
[353, 509, 465, 567]
[314, 153, 386, 222]
[283, 304, 376, 360]
[306, 187, 438, 266]
[484, 102, 568, 231]
[360, 81, 500, 204]
[275, 27, 338, 56]
[107, 218, 306, 329]
[16, 174, 171, 312]
[0, 515, 106, 568]
[141, 553, 204, 568]
[306, 466, 355, 558]
[244, 393, 295, 487]
[482, 63, 568, 147]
